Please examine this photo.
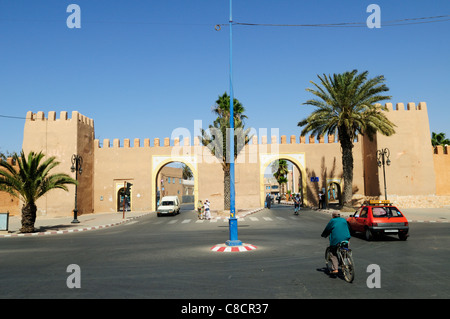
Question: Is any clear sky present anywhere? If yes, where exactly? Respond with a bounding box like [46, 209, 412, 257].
[1, 0, 449, 154]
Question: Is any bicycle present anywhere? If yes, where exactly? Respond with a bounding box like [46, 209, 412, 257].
[325, 241, 355, 283]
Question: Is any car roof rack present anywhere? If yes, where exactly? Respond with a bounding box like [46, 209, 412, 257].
[365, 200, 393, 206]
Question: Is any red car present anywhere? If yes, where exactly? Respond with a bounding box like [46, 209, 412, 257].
[347, 200, 409, 241]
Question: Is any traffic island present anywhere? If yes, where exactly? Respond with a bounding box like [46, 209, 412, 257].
[210, 243, 257, 252]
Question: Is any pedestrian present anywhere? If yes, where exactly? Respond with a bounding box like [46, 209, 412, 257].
[295, 193, 301, 214]
[204, 199, 211, 220]
[197, 200, 204, 219]
[266, 193, 271, 209]
[293, 194, 299, 215]
[318, 191, 323, 209]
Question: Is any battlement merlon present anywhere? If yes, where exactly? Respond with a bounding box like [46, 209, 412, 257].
[25, 111, 94, 127]
[434, 145, 449, 155]
[383, 102, 427, 111]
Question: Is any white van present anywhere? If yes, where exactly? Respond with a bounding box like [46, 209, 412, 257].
[157, 196, 181, 217]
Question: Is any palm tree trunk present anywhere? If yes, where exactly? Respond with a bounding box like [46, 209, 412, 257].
[339, 130, 354, 206]
[223, 166, 230, 211]
[20, 202, 37, 233]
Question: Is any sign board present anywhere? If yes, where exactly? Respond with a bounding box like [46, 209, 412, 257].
[310, 177, 319, 182]
[0, 213, 9, 231]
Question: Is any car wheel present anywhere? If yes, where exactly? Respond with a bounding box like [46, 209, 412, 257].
[399, 233, 408, 241]
[365, 228, 373, 241]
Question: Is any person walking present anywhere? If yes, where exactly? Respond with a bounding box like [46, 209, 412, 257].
[265, 193, 271, 209]
[293, 194, 300, 215]
[204, 199, 211, 220]
[318, 191, 324, 209]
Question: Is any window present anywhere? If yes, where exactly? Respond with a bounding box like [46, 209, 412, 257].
[168, 177, 171, 183]
[360, 207, 368, 218]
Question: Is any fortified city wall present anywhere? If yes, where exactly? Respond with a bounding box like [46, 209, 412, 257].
[1, 102, 449, 217]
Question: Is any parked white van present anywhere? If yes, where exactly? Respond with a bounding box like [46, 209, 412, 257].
[157, 196, 181, 217]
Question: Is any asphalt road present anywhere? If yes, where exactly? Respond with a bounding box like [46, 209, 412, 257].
[1, 205, 450, 300]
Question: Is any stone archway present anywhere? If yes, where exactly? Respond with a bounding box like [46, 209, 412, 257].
[327, 179, 343, 208]
[151, 155, 198, 211]
[259, 153, 307, 207]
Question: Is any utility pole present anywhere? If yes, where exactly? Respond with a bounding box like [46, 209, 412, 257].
[226, 0, 242, 247]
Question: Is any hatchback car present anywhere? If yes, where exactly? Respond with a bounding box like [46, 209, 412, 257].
[347, 200, 409, 241]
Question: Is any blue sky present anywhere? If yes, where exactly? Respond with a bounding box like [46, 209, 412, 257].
[1, 0, 449, 153]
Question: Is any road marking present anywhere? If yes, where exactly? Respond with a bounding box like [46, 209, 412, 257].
[263, 217, 273, 221]
[168, 220, 178, 224]
[195, 219, 204, 223]
[182, 219, 191, 224]
[249, 217, 259, 221]
[276, 217, 286, 221]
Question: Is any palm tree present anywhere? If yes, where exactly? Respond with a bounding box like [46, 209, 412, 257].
[271, 160, 289, 197]
[431, 132, 450, 147]
[0, 151, 77, 233]
[182, 164, 193, 180]
[200, 93, 252, 210]
[298, 70, 396, 206]
[211, 92, 248, 126]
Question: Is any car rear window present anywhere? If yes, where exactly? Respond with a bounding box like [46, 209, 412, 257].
[162, 201, 174, 205]
[372, 207, 403, 217]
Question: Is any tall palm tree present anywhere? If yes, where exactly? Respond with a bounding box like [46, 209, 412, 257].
[271, 160, 289, 196]
[298, 70, 396, 206]
[0, 151, 77, 233]
[211, 92, 248, 126]
[431, 132, 450, 147]
[181, 164, 193, 180]
[200, 93, 252, 210]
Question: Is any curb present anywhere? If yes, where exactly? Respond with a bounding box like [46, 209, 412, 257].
[0, 213, 151, 238]
[210, 243, 258, 252]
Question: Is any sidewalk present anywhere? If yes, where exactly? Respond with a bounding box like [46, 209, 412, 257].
[1, 206, 448, 238]
[0, 211, 153, 238]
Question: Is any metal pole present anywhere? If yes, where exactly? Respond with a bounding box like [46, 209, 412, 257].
[123, 181, 126, 219]
[226, 0, 241, 246]
[382, 153, 388, 200]
[71, 155, 81, 223]
[377, 149, 389, 201]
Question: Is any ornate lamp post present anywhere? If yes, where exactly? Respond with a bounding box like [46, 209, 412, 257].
[377, 148, 391, 200]
[70, 154, 83, 223]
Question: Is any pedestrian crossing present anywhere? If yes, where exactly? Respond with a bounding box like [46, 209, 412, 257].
[149, 215, 301, 225]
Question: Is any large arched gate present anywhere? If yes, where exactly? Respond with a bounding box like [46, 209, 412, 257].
[259, 152, 307, 207]
[151, 155, 199, 211]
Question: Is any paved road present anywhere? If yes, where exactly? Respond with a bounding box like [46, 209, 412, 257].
[1, 205, 449, 300]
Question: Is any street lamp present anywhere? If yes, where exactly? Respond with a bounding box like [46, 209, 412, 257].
[377, 148, 391, 200]
[70, 154, 83, 223]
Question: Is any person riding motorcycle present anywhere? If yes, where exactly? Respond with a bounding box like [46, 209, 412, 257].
[321, 212, 351, 274]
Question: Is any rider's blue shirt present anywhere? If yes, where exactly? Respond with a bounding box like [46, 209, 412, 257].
[321, 217, 351, 246]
